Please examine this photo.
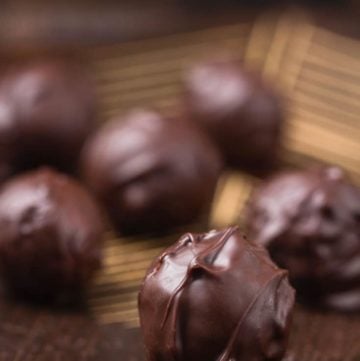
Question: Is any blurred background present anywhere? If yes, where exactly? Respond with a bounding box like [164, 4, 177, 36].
[0, 1, 359, 360]
[1, 0, 360, 46]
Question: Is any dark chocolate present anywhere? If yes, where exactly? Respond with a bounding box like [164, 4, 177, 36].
[0, 168, 104, 301]
[184, 60, 284, 174]
[246, 166, 360, 311]
[139, 226, 295, 361]
[81, 109, 223, 235]
[0, 60, 97, 178]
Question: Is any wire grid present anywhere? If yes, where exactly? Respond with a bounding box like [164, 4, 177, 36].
[85, 12, 360, 328]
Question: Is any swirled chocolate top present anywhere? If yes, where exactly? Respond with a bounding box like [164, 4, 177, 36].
[139, 226, 295, 361]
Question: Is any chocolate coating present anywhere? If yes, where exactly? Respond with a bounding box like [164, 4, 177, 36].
[0, 60, 97, 178]
[184, 60, 284, 173]
[139, 226, 295, 361]
[81, 109, 222, 235]
[246, 166, 360, 311]
[0, 168, 104, 301]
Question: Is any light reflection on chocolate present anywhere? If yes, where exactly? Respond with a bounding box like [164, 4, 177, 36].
[139, 226, 295, 361]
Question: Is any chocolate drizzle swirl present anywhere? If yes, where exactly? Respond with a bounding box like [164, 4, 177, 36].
[139, 226, 295, 361]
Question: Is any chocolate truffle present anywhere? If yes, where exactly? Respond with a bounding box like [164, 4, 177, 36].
[0, 60, 97, 178]
[183, 60, 284, 173]
[81, 109, 222, 235]
[139, 226, 295, 361]
[0, 168, 104, 301]
[246, 166, 360, 311]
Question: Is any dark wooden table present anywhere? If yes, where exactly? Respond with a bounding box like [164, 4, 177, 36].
[1, 293, 359, 361]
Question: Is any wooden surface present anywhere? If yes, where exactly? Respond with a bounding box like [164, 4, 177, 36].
[1, 297, 360, 360]
[0, 10, 360, 360]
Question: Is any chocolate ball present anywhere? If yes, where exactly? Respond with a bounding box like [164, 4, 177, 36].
[81, 109, 222, 235]
[0, 60, 97, 178]
[139, 226, 295, 361]
[246, 166, 360, 311]
[0, 168, 104, 301]
[183, 60, 284, 174]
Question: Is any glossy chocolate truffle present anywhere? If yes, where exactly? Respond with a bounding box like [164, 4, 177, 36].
[246, 166, 360, 311]
[0, 168, 104, 301]
[184, 60, 284, 173]
[139, 226, 295, 361]
[0, 60, 97, 178]
[81, 109, 222, 235]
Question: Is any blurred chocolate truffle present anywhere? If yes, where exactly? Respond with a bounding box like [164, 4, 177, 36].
[139, 226, 295, 361]
[183, 60, 284, 174]
[0, 168, 104, 301]
[81, 109, 222, 235]
[0, 60, 97, 178]
[246, 166, 360, 311]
